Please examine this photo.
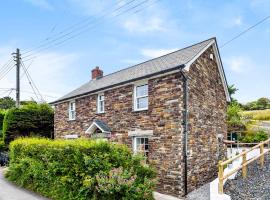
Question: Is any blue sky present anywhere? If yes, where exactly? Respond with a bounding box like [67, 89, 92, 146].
[0, 0, 269, 103]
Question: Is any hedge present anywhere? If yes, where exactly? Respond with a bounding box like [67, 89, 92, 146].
[3, 103, 53, 144]
[0, 110, 5, 137]
[6, 138, 156, 200]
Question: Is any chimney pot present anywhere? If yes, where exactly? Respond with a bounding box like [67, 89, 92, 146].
[91, 66, 103, 80]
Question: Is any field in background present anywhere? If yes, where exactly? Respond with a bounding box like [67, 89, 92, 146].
[242, 109, 270, 121]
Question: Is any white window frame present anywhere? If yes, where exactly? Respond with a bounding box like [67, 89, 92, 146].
[134, 83, 148, 111]
[132, 137, 149, 158]
[68, 101, 76, 120]
[97, 93, 105, 113]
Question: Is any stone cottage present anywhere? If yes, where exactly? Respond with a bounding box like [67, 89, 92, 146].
[51, 38, 230, 198]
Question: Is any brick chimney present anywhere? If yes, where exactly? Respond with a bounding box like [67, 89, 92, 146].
[91, 66, 103, 80]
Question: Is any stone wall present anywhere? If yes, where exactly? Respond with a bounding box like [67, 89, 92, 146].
[54, 72, 185, 197]
[186, 45, 227, 192]
[54, 44, 228, 198]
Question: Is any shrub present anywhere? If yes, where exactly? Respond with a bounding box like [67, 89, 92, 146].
[239, 130, 268, 143]
[2, 103, 54, 145]
[6, 138, 156, 200]
[0, 110, 5, 137]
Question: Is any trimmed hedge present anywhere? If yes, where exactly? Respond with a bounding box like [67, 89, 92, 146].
[6, 138, 156, 200]
[3, 103, 53, 144]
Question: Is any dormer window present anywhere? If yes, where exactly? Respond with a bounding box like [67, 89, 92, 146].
[134, 83, 148, 111]
[97, 93, 105, 113]
[68, 101, 76, 120]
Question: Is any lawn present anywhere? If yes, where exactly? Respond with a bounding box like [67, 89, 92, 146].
[242, 109, 270, 121]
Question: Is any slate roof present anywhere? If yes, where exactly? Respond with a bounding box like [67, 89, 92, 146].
[94, 119, 111, 133]
[52, 38, 215, 104]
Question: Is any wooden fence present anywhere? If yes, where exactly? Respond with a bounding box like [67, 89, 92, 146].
[218, 138, 270, 194]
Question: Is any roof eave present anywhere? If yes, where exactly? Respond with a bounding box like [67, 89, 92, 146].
[50, 64, 185, 105]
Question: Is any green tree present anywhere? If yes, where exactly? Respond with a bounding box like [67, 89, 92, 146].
[228, 84, 238, 97]
[257, 97, 270, 110]
[0, 97, 15, 109]
[228, 84, 238, 103]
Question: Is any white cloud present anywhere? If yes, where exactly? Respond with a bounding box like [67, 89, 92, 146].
[141, 48, 178, 59]
[224, 56, 253, 73]
[0, 46, 80, 103]
[23, 0, 53, 10]
[123, 16, 166, 33]
[233, 16, 242, 26]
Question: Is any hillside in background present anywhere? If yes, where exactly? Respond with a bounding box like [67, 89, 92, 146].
[242, 109, 270, 134]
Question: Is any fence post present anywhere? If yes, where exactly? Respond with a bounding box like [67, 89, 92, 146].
[260, 144, 264, 167]
[242, 151, 247, 178]
[218, 161, 224, 194]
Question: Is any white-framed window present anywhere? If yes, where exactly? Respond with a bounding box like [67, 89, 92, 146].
[134, 83, 148, 111]
[68, 101, 76, 120]
[132, 137, 149, 158]
[97, 93, 105, 113]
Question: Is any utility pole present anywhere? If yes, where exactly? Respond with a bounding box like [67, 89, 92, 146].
[12, 48, 21, 108]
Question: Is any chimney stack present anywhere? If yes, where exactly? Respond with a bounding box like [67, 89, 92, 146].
[91, 66, 103, 80]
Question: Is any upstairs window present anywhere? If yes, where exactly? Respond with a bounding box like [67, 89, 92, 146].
[133, 137, 149, 158]
[97, 93, 105, 113]
[69, 101, 76, 120]
[134, 83, 148, 111]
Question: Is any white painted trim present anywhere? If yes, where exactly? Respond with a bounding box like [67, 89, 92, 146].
[133, 82, 149, 111]
[68, 100, 76, 120]
[97, 93, 105, 114]
[185, 40, 215, 71]
[184, 40, 230, 102]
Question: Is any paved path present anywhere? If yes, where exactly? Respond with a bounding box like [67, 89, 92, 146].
[0, 168, 48, 200]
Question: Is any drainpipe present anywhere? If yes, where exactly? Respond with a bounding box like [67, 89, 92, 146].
[179, 65, 189, 196]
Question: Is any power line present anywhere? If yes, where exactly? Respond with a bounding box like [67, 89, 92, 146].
[0, 63, 15, 81]
[221, 15, 270, 48]
[21, 0, 138, 57]
[0, 58, 14, 78]
[21, 0, 158, 59]
[21, 61, 45, 102]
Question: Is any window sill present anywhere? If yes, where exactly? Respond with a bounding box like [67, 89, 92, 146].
[133, 108, 148, 112]
[96, 112, 105, 114]
[68, 119, 76, 121]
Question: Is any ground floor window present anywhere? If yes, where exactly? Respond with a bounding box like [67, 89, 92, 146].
[132, 137, 149, 158]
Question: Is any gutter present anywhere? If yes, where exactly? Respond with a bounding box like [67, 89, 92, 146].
[179, 66, 189, 196]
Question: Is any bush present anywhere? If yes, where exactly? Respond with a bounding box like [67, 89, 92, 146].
[0, 110, 5, 137]
[2, 103, 54, 145]
[6, 138, 156, 200]
[239, 130, 268, 143]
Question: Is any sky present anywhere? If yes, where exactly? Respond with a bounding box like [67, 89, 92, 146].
[0, 0, 269, 103]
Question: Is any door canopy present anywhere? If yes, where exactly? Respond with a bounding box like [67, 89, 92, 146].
[85, 119, 111, 138]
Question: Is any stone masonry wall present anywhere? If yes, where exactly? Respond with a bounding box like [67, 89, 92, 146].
[54, 73, 186, 197]
[186, 45, 227, 192]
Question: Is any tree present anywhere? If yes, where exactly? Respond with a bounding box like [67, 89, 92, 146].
[0, 97, 15, 109]
[257, 97, 270, 110]
[228, 84, 238, 103]
[228, 84, 238, 97]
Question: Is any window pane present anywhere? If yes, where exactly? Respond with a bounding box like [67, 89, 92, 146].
[100, 101, 104, 112]
[137, 97, 148, 109]
[136, 85, 148, 97]
[99, 95, 104, 101]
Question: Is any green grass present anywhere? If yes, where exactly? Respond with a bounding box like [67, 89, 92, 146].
[242, 109, 270, 121]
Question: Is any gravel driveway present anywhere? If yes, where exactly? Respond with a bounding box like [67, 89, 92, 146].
[224, 155, 270, 200]
[0, 167, 48, 200]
